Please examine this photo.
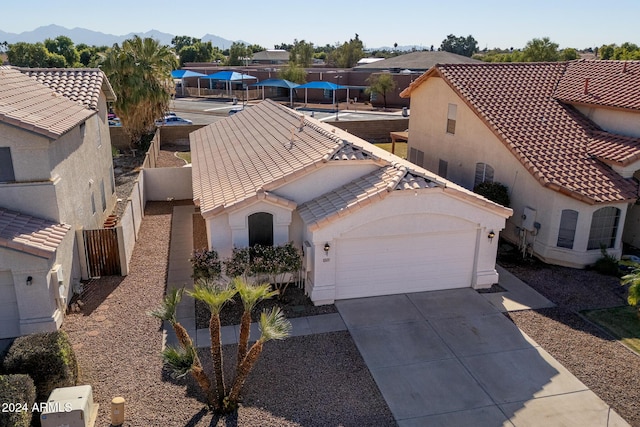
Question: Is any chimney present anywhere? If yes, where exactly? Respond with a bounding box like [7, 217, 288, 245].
[584, 78, 590, 95]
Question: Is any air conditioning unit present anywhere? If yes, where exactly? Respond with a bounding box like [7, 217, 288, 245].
[522, 207, 537, 231]
[40, 385, 99, 427]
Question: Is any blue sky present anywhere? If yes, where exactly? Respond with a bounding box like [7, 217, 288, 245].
[3, 0, 638, 50]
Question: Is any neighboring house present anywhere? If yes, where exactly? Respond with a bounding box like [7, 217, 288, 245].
[251, 50, 290, 65]
[0, 67, 117, 338]
[354, 51, 481, 72]
[400, 60, 640, 268]
[190, 100, 511, 305]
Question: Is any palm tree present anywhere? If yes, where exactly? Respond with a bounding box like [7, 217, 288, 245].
[149, 288, 216, 408]
[99, 36, 177, 146]
[621, 267, 640, 318]
[225, 307, 291, 411]
[189, 280, 237, 407]
[232, 278, 278, 372]
[161, 345, 216, 407]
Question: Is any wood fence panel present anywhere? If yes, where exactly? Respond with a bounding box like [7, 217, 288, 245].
[83, 228, 121, 277]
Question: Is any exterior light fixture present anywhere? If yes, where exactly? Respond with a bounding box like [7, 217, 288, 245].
[26, 276, 33, 286]
[488, 231, 496, 242]
[324, 243, 331, 254]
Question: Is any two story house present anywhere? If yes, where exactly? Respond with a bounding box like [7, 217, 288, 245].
[400, 60, 640, 268]
[0, 67, 117, 338]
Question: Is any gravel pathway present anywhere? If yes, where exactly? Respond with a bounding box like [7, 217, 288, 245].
[63, 201, 393, 426]
[502, 260, 640, 426]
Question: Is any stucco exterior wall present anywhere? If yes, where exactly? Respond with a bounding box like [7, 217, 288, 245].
[143, 166, 193, 201]
[575, 105, 640, 138]
[407, 76, 628, 267]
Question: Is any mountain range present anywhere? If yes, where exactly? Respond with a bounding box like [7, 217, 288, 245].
[0, 24, 244, 49]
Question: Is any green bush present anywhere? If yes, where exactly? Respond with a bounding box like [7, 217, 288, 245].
[190, 248, 222, 281]
[474, 181, 510, 207]
[0, 374, 36, 427]
[592, 245, 620, 276]
[3, 331, 78, 402]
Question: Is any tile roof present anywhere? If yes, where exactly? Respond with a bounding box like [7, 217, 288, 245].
[0, 207, 71, 259]
[0, 66, 95, 139]
[191, 99, 510, 220]
[401, 61, 640, 204]
[298, 165, 438, 230]
[554, 60, 640, 111]
[18, 68, 116, 111]
[354, 51, 481, 71]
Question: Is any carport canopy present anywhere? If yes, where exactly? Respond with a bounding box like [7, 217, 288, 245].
[252, 79, 299, 105]
[171, 70, 207, 96]
[296, 81, 349, 105]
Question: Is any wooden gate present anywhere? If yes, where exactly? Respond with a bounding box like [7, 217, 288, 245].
[83, 228, 121, 277]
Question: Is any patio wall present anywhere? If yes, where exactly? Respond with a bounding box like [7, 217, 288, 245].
[332, 118, 409, 143]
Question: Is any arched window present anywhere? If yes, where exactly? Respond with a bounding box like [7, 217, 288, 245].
[248, 212, 273, 247]
[474, 163, 494, 187]
[557, 210, 578, 249]
[587, 207, 620, 250]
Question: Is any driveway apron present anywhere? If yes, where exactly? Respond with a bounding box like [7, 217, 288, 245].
[336, 289, 629, 427]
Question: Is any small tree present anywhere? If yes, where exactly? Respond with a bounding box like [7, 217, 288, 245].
[621, 267, 640, 318]
[473, 181, 510, 207]
[366, 73, 396, 110]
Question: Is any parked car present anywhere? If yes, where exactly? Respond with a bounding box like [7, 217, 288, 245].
[108, 117, 121, 127]
[155, 115, 192, 126]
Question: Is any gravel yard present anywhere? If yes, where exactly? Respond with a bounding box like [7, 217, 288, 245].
[502, 257, 640, 426]
[63, 201, 393, 426]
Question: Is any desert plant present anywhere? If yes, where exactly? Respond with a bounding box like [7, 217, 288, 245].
[188, 280, 237, 407]
[593, 244, 620, 276]
[149, 288, 215, 407]
[190, 249, 222, 281]
[473, 181, 510, 207]
[224, 307, 291, 411]
[3, 331, 77, 402]
[621, 265, 640, 318]
[0, 374, 36, 427]
[232, 278, 278, 372]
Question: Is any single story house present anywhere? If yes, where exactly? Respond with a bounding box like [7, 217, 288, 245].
[0, 67, 116, 338]
[400, 60, 640, 268]
[190, 100, 512, 304]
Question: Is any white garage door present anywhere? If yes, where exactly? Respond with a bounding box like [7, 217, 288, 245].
[335, 230, 476, 299]
[0, 271, 20, 339]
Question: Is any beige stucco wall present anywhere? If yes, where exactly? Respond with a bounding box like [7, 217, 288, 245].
[575, 105, 640, 138]
[407, 76, 628, 267]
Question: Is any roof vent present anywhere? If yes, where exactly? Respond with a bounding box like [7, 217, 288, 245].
[623, 62, 628, 73]
[583, 78, 590, 95]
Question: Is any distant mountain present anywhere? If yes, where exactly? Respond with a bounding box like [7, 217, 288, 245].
[0, 25, 242, 49]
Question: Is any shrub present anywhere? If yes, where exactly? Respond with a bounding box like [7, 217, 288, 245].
[224, 247, 251, 279]
[3, 331, 78, 402]
[474, 181, 510, 207]
[190, 249, 222, 281]
[0, 374, 36, 427]
[592, 244, 620, 276]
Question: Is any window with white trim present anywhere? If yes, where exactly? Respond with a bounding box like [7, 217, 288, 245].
[587, 207, 620, 250]
[474, 163, 494, 187]
[446, 103, 457, 134]
[557, 209, 578, 249]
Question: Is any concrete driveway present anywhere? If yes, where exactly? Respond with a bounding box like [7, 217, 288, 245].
[336, 289, 629, 426]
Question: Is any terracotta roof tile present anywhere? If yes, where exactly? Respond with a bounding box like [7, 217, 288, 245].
[0, 207, 71, 259]
[0, 66, 95, 139]
[18, 67, 116, 110]
[403, 62, 639, 204]
[554, 60, 640, 111]
[191, 99, 512, 218]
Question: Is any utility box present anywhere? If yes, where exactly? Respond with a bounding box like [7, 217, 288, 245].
[40, 385, 99, 427]
[522, 207, 537, 231]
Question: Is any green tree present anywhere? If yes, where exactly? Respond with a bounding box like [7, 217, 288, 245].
[560, 47, 579, 61]
[226, 42, 250, 66]
[599, 44, 615, 60]
[365, 73, 397, 109]
[46, 52, 66, 67]
[440, 34, 479, 57]
[522, 37, 559, 62]
[290, 39, 314, 67]
[332, 34, 364, 68]
[278, 63, 307, 83]
[99, 36, 177, 146]
[247, 44, 265, 53]
[7, 42, 49, 67]
[44, 35, 80, 67]
[171, 35, 199, 53]
[179, 41, 217, 66]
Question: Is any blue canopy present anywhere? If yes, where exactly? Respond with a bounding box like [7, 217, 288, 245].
[296, 81, 347, 90]
[202, 71, 257, 81]
[171, 70, 206, 78]
[251, 78, 299, 89]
